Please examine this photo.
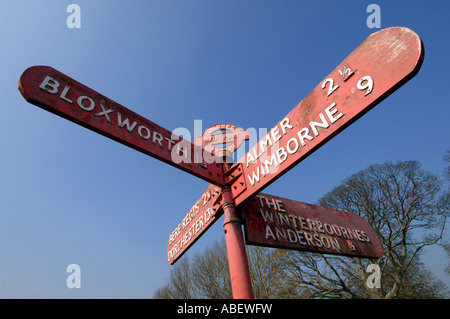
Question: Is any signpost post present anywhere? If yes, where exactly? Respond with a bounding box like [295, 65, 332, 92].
[19, 27, 424, 299]
[168, 123, 250, 267]
[221, 162, 254, 299]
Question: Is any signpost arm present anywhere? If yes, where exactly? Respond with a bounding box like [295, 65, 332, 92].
[222, 162, 254, 299]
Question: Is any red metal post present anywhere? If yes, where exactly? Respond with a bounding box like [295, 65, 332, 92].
[222, 160, 254, 299]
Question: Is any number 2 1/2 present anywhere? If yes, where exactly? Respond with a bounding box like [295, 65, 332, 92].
[321, 75, 374, 97]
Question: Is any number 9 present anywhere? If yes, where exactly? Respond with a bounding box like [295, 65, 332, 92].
[357, 76, 374, 96]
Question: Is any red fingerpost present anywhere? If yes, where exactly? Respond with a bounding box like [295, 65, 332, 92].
[222, 162, 254, 299]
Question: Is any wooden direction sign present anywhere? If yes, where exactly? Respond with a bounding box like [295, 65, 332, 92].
[239, 194, 383, 258]
[227, 27, 424, 207]
[16, 26, 424, 298]
[18, 66, 225, 186]
[166, 27, 423, 264]
[167, 185, 223, 264]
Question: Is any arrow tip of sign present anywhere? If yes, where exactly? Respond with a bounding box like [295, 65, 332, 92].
[371, 26, 424, 68]
[18, 65, 53, 101]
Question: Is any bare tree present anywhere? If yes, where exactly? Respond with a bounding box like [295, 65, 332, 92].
[445, 244, 450, 275]
[191, 240, 232, 298]
[442, 150, 450, 275]
[154, 258, 195, 299]
[279, 160, 449, 298]
[155, 160, 448, 299]
[154, 239, 298, 299]
[246, 245, 299, 298]
[154, 241, 230, 299]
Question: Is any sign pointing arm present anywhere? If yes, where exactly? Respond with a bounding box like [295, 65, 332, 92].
[18, 66, 225, 186]
[167, 184, 223, 265]
[228, 27, 424, 206]
[239, 193, 384, 258]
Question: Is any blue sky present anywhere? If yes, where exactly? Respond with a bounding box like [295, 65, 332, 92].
[0, 1, 449, 298]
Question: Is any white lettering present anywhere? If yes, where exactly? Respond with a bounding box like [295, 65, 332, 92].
[117, 113, 137, 132]
[164, 137, 175, 151]
[280, 118, 293, 134]
[59, 86, 73, 103]
[310, 113, 329, 136]
[39, 75, 59, 94]
[77, 96, 95, 111]
[246, 152, 255, 167]
[265, 197, 277, 210]
[248, 166, 261, 186]
[325, 102, 343, 123]
[245, 103, 345, 185]
[95, 101, 114, 122]
[265, 224, 276, 240]
[259, 208, 274, 223]
[276, 147, 288, 165]
[138, 125, 151, 139]
[264, 153, 278, 173]
[271, 126, 281, 143]
[298, 127, 313, 146]
[259, 135, 272, 154]
[153, 132, 163, 147]
[286, 137, 299, 154]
